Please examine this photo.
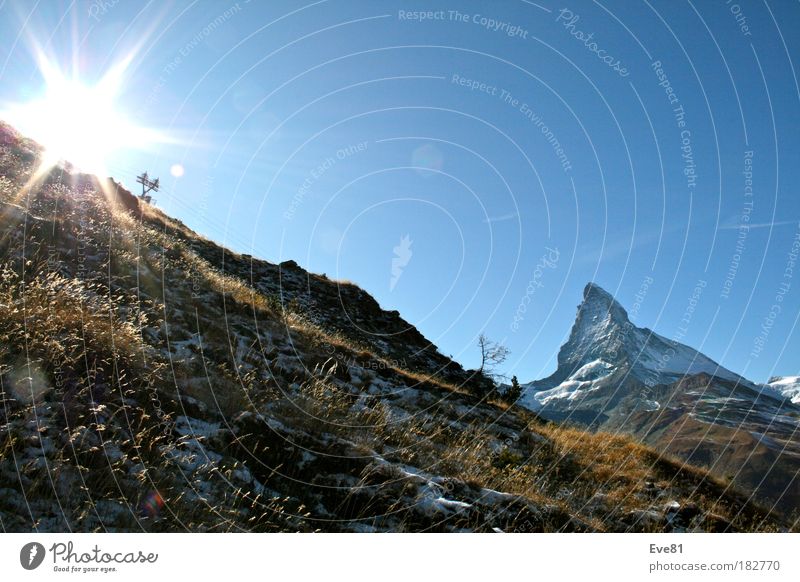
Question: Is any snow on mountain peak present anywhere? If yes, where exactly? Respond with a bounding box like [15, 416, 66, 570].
[764, 376, 800, 403]
[580, 283, 630, 324]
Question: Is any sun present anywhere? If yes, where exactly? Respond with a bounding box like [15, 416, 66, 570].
[15, 78, 130, 174]
[2, 53, 159, 175]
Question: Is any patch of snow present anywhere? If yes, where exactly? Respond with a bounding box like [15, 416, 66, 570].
[174, 416, 221, 439]
[169, 337, 200, 359]
[433, 497, 471, 511]
[347, 522, 379, 533]
[163, 437, 222, 473]
[569, 359, 613, 382]
[297, 450, 316, 469]
[476, 488, 514, 505]
[764, 376, 800, 403]
[641, 400, 660, 411]
[522, 379, 601, 411]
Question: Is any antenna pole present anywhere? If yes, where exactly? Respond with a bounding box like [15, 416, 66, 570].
[135, 172, 160, 204]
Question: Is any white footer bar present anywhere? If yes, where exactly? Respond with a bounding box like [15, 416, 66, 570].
[1, 533, 798, 581]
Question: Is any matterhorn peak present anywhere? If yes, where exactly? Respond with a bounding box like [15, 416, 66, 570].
[579, 282, 630, 325]
[530, 282, 749, 397]
[563, 284, 632, 359]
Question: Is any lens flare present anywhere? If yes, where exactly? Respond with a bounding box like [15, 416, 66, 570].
[1, 51, 164, 176]
[141, 491, 164, 518]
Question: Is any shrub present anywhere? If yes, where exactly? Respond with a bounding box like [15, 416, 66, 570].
[492, 448, 525, 469]
[502, 375, 523, 404]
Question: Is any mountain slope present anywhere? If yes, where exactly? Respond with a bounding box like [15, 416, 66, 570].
[521, 283, 800, 515]
[0, 122, 790, 532]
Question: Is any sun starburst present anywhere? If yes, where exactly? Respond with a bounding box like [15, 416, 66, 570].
[2, 50, 164, 177]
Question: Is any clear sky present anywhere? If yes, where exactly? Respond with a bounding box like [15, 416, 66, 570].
[1, 0, 799, 384]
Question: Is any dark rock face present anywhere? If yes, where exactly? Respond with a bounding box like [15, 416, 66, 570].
[556, 283, 633, 371]
[107, 178, 141, 214]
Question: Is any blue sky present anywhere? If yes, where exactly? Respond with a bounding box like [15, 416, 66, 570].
[1, 0, 799, 383]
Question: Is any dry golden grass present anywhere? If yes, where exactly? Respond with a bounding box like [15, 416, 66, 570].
[0, 175, 14, 201]
[394, 367, 473, 396]
[542, 425, 650, 480]
[0, 267, 147, 375]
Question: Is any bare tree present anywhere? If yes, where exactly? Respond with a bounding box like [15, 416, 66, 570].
[477, 333, 510, 378]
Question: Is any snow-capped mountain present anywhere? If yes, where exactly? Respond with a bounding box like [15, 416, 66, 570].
[521, 283, 781, 418]
[520, 283, 800, 512]
[764, 376, 800, 404]
[522, 283, 751, 414]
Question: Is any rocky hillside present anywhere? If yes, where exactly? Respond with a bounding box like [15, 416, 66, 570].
[521, 283, 800, 517]
[0, 121, 791, 532]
